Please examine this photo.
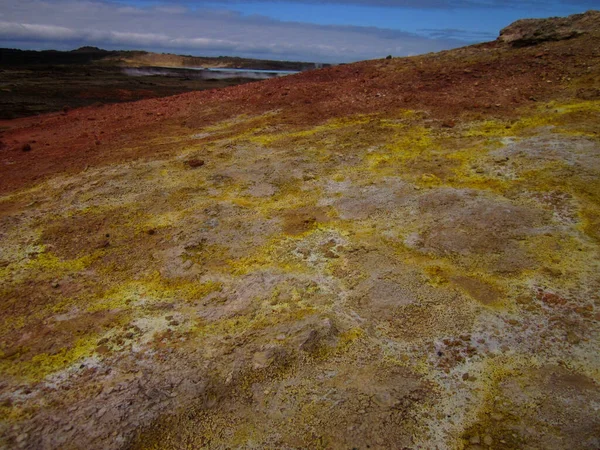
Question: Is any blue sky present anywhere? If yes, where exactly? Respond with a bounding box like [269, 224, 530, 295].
[181, 1, 590, 35]
[0, 0, 596, 62]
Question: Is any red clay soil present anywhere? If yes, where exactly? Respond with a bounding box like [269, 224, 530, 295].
[1, 33, 599, 194]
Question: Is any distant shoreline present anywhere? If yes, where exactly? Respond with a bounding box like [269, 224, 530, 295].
[122, 66, 300, 80]
[0, 47, 330, 72]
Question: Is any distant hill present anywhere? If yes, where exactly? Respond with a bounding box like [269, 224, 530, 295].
[0, 47, 329, 71]
[70, 46, 108, 53]
[0, 47, 119, 65]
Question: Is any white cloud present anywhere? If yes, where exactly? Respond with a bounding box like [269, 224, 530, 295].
[0, 0, 467, 62]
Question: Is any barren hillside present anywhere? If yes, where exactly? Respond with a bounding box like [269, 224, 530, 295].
[1, 10, 599, 450]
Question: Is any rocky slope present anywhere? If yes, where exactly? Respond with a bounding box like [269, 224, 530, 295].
[0, 10, 599, 450]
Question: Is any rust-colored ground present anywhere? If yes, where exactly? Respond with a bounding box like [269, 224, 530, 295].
[2, 29, 597, 195]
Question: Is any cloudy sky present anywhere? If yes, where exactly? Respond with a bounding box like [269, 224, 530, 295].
[0, 0, 596, 62]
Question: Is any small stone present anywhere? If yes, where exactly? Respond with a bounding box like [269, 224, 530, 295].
[470, 434, 481, 444]
[186, 159, 205, 168]
[462, 373, 470, 381]
[96, 345, 110, 355]
[16, 433, 28, 443]
[441, 120, 456, 128]
[252, 346, 287, 369]
[97, 240, 110, 249]
[323, 249, 338, 259]
[276, 334, 286, 340]
[566, 331, 581, 345]
[483, 435, 493, 445]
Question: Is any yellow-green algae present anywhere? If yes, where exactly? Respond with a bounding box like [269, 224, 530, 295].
[88, 275, 223, 312]
[463, 100, 600, 139]
[0, 337, 99, 382]
[0, 274, 224, 383]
